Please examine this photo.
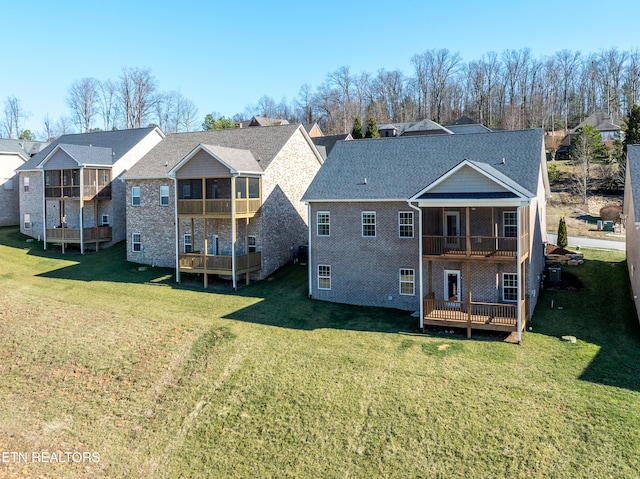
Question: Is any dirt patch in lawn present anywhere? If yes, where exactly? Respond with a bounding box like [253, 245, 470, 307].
[544, 270, 585, 291]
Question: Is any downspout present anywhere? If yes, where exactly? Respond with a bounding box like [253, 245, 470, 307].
[408, 201, 424, 330]
[307, 202, 312, 298]
[231, 175, 237, 290]
[516, 204, 522, 344]
[174, 177, 180, 283]
[41, 170, 47, 250]
[79, 167, 84, 254]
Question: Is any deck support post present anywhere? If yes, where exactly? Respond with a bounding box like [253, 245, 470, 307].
[466, 262, 472, 339]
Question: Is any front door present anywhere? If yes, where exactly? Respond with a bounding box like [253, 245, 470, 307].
[444, 270, 461, 304]
[445, 211, 461, 250]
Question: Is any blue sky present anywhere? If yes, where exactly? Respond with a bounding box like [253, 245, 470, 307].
[3, 0, 640, 137]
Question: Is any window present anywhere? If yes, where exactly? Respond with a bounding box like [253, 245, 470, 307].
[399, 211, 414, 238]
[101, 215, 109, 226]
[318, 265, 331, 290]
[23, 213, 31, 230]
[503, 211, 517, 237]
[132, 187, 141, 206]
[362, 212, 376, 237]
[132, 233, 142, 252]
[503, 273, 518, 302]
[317, 211, 330, 236]
[3, 178, 13, 190]
[160, 185, 170, 206]
[184, 234, 192, 253]
[23, 177, 29, 192]
[248, 235, 257, 253]
[399, 269, 415, 295]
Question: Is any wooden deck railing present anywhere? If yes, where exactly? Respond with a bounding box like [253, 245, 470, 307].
[423, 298, 517, 327]
[178, 198, 261, 215]
[178, 252, 262, 274]
[46, 226, 112, 242]
[422, 235, 517, 257]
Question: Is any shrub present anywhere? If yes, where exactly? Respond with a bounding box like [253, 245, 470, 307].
[557, 217, 568, 248]
[548, 163, 560, 183]
[599, 204, 622, 223]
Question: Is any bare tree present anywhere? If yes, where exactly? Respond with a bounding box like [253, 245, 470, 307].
[554, 50, 581, 132]
[53, 116, 75, 137]
[623, 49, 640, 114]
[67, 77, 100, 132]
[98, 79, 119, 130]
[42, 113, 54, 141]
[118, 67, 158, 129]
[3, 96, 27, 139]
[295, 84, 315, 124]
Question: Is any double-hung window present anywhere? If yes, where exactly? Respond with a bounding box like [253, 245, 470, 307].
[399, 212, 414, 238]
[184, 234, 192, 253]
[362, 212, 376, 237]
[23, 213, 31, 229]
[399, 269, 415, 295]
[317, 211, 330, 236]
[248, 235, 257, 253]
[132, 233, 142, 252]
[503, 211, 517, 237]
[23, 177, 29, 192]
[502, 273, 518, 302]
[132, 187, 141, 206]
[318, 265, 331, 290]
[160, 185, 170, 206]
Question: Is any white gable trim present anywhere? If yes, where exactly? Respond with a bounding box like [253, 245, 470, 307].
[409, 159, 529, 201]
[37, 144, 81, 169]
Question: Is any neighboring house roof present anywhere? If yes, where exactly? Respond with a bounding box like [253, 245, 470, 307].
[303, 123, 324, 137]
[40, 144, 113, 168]
[240, 116, 290, 128]
[445, 124, 492, 134]
[312, 133, 352, 159]
[302, 129, 545, 202]
[0, 140, 29, 161]
[378, 119, 452, 136]
[572, 111, 622, 133]
[17, 127, 161, 171]
[124, 124, 319, 179]
[628, 145, 640, 222]
[450, 115, 477, 125]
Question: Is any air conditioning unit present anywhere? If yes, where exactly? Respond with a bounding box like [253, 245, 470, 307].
[548, 267, 561, 282]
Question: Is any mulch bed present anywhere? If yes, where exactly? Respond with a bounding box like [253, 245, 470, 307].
[544, 270, 584, 291]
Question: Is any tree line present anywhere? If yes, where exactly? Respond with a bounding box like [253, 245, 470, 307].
[3, 47, 640, 140]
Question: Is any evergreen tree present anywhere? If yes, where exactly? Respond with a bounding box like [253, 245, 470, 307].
[623, 104, 640, 154]
[365, 116, 380, 138]
[351, 116, 364, 139]
[557, 217, 568, 248]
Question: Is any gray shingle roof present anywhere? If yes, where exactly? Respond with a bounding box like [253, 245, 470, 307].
[312, 133, 351, 158]
[17, 127, 159, 171]
[445, 124, 492, 134]
[0, 139, 29, 160]
[572, 111, 622, 132]
[302, 129, 545, 202]
[48, 144, 113, 167]
[124, 124, 303, 179]
[628, 145, 640, 220]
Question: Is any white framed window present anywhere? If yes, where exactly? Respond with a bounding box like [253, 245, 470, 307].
[23, 176, 29, 192]
[399, 269, 415, 295]
[502, 273, 518, 302]
[23, 213, 31, 229]
[318, 265, 331, 290]
[132, 233, 142, 252]
[184, 234, 192, 253]
[160, 185, 170, 206]
[399, 211, 414, 238]
[3, 178, 13, 190]
[503, 211, 517, 238]
[131, 186, 141, 206]
[101, 214, 109, 226]
[317, 211, 330, 236]
[248, 235, 257, 253]
[362, 211, 376, 237]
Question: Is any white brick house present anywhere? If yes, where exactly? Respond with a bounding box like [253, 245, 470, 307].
[123, 124, 323, 288]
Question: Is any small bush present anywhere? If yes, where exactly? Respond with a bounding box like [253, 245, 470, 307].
[599, 204, 622, 223]
[548, 163, 560, 183]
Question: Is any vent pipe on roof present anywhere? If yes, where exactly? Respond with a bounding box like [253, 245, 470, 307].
[502, 158, 506, 164]
[364, 178, 367, 185]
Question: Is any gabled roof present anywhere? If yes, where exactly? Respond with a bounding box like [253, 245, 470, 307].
[0, 140, 29, 161]
[241, 116, 290, 128]
[17, 127, 161, 171]
[39, 144, 113, 168]
[628, 145, 640, 222]
[445, 124, 492, 134]
[302, 129, 545, 202]
[572, 111, 622, 133]
[378, 119, 452, 136]
[171, 144, 263, 176]
[124, 124, 317, 179]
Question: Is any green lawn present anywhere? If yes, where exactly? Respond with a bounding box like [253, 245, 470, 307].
[1, 226, 640, 478]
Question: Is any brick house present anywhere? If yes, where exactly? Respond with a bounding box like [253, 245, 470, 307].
[16, 127, 164, 252]
[623, 144, 640, 324]
[0, 141, 29, 226]
[123, 124, 323, 288]
[302, 129, 550, 342]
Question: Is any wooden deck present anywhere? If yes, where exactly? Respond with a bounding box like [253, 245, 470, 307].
[46, 226, 112, 243]
[423, 298, 525, 335]
[178, 252, 262, 276]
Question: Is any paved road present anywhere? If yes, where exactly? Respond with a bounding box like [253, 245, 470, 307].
[547, 233, 625, 251]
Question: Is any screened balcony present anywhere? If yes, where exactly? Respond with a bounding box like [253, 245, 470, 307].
[177, 177, 261, 218]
